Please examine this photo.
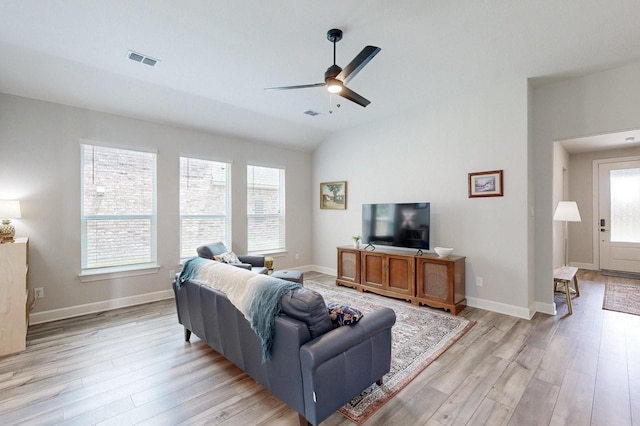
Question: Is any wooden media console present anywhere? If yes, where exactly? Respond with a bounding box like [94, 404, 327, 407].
[336, 246, 466, 315]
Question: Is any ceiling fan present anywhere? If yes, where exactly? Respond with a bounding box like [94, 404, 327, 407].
[265, 28, 381, 107]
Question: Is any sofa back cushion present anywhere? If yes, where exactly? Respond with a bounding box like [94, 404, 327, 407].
[280, 287, 333, 339]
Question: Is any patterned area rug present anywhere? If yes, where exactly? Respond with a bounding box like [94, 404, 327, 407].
[304, 280, 475, 425]
[603, 277, 640, 316]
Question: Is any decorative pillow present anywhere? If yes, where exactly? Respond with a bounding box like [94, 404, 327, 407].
[327, 302, 364, 328]
[213, 251, 241, 264]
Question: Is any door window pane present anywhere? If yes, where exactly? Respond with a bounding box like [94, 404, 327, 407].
[610, 167, 640, 243]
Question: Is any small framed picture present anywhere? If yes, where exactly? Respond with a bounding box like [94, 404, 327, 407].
[468, 170, 504, 198]
[320, 181, 347, 209]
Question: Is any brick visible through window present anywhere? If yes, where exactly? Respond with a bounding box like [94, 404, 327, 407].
[81, 144, 156, 269]
[180, 157, 231, 258]
[247, 165, 285, 252]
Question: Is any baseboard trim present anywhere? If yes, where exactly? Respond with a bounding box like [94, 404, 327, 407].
[535, 301, 556, 316]
[29, 289, 174, 325]
[305, 264, 336, 276]
[571, 262, 597, 270]
[466, 296, 534, 319]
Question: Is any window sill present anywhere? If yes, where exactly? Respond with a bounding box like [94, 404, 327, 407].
[79, 264, 162, 283]
[249, 250, 288, 257]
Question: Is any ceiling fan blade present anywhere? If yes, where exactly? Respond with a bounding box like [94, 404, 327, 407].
[338, 86, 371, 107]
[337, 45, 381, 84]
[265, 83, 325, 91]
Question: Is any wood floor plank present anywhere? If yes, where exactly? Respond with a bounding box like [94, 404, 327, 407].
[508, 376, 559, 425]
[535, 333, 575, 386]
[429, 338, 499, 395]
[591, 334, 632, 426]
[369, 385, 448, 425]
[491, 331, 527, 361]
[430, 355, 509, 425]
[467, 398, 513, 426]
[171, 378, 275, 425]
[486, 361, 534, 409]
[58, 396, 135, 426]
[627, 329, 640, 426]
[549, 369, 595, 426]
[96, 368, 249, 425]
[449, 357, 511, 426]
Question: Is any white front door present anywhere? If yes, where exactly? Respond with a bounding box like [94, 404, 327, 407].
[598, 160, 640, 273]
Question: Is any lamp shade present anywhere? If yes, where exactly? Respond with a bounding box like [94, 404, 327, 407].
[553, 201, 581, 222]
[0, 200, 21, 219]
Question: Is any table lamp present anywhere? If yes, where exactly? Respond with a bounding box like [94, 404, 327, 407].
[0, 200, 22, 243]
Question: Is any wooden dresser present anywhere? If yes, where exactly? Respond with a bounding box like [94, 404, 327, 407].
[0, 237, 29, 356]
[337, 245, 466, 315]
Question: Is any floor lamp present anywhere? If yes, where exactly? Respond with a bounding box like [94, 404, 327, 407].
[553, 201, 582, 267]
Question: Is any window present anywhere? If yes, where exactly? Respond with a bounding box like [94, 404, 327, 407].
[247, 165, 285, 252]
[81, 144, 156, 270]
[180, 157, 231, 258]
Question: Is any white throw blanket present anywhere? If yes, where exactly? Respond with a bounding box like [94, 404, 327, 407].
[188, 259, 273, 318]
[179, 257, 302, 361]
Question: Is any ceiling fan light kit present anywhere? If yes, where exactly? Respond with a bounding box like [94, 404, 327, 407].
[326, 78, 343, 93]
[265, 28, 381, 107]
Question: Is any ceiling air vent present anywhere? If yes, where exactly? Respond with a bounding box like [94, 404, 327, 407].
[128, 50, 159, 67]
[304, 110, 319, 116]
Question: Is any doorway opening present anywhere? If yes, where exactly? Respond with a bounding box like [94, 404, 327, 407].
[554, 129, 640, 274]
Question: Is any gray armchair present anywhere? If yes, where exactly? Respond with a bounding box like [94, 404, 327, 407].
[196, 241, 268, 275]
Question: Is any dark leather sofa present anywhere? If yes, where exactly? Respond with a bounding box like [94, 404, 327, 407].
[173, 266, 396, 425]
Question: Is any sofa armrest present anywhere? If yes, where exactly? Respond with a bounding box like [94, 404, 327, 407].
[237, 255, 265, 267]
[232, 263, 252, 270]
[299, 308, 396, 425]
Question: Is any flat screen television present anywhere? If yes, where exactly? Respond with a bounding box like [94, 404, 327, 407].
[362, 202, 430, 249]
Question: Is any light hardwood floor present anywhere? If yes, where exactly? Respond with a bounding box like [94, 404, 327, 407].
[1, 270, 638, 425]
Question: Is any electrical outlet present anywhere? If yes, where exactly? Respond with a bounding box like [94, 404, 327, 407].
[295, 253, 300, 260]
[34, 287, 44, 299]
[169, 269, 175, 279]
[476, 277, 483, 287]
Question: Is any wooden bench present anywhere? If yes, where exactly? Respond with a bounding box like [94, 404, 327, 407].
[553, 266, 579, 314]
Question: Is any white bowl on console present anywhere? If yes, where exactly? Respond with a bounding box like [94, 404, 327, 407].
[434, 247, 454, 257]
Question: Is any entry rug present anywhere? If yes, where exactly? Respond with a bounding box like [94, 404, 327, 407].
[304, 280, 475, 425]
[603, 277, 640, 316]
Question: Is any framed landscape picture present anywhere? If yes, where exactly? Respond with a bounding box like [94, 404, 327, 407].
[320, 181, 347, 209]
[468, 170, 504, 198]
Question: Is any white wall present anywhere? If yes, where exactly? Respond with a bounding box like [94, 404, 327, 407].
[313, 79, 533, 318]
[552, 142, 570, 268]
[0, 93, 312, 321]
[7, 58, 639, 323]
[533, 60, 640, 308]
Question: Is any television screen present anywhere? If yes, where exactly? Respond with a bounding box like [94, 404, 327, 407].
[362, 203, 430, 249]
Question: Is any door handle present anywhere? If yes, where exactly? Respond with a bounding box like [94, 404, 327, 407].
[600, 218, 607, 232]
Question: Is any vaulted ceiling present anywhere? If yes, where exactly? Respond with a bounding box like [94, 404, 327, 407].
[2, 1, 640, 151]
